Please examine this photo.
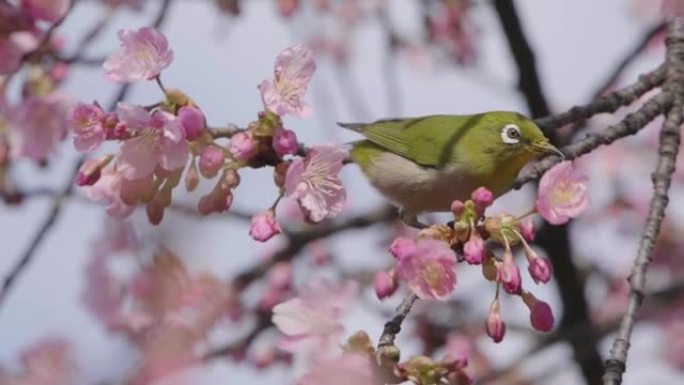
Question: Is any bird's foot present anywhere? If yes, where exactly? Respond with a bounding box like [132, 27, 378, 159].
[400, 210, 428, 229]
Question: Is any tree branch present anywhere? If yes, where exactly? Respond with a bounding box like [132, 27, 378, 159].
[603, 18, 684, 385]
[377, 293, 418, 353]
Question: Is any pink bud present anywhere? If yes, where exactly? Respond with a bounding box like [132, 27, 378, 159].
[471, 187, 494, 214]
[76, 155, 112, 186]
[523, 294, 555, 332]
[199, 145, 225, 178]
[272, 128, 299, 157]
[463, 231, 486, 265]
[485, 299, 506, 343]
[146, 200, 165, 225]
[518, 218, 536, 241]
[268, 262, 292, 290]
[498, 258, 522, 295]
[185, 161, 199, 191]
[249, 210, 281, 242]
[374, 270, 398, 300]
[229, 132, 257, 161]
[252, 348, 276, 369]
[450, 200, 465, 217]
[178, 106, 206, 140]
[389, 237, 416, 259]
[277, 0, 299, 17]
[528, 256, 553, 284]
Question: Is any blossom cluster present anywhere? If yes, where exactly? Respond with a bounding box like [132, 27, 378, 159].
[68, 27, 347, 239]
[374, 161, 589, 343]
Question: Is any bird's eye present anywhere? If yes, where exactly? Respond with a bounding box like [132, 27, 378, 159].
[501, 124, 521, 144]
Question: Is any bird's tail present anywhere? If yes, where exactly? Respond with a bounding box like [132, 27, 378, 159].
[337, 122, 366, 133]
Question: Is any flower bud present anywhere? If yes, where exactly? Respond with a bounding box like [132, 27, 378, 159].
[178, 106, 206, 140]
[485, 299, 506, 343]
[374, 270, 398, 300]
[199, 145, 225, 178]
[497, 254, 522, 295]
[249, 210, 281, 242]
[463, 231, 486, 265]
[76, 155, 112, 186]
[518, 218, 536, 241]
[528, 256, 553, 284]
[523, 292, 555, 332]
[451, 200, 465, 217]
[185, 160, 199, 191]
[272, 128, 299, 157]
[229, 132, 257, 161]
[471, 186, 494, 214]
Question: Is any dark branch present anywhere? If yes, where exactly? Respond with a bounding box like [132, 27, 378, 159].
[377, 293, 418, 353]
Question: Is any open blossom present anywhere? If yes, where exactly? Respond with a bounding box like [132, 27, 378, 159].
[258, 44, 316, 117]
[284, 144, 347, 222]
[272, 278, 356, 354]
[103, 27, 173, 82]
[8, 95, 70, 162]
[536, 161, 589, 225]
[85, 167, 135, 218]
[116, 103, 189, 180]
[21, 0, 71, 22]
[394, 239, 457, 300]
[68, 102, 106, 152]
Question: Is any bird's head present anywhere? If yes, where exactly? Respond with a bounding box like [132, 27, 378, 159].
[476, 111, 563, 163]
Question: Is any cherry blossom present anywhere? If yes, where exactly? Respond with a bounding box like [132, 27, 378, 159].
[258, 44, 316, 117]
[103, 27, 173, 82]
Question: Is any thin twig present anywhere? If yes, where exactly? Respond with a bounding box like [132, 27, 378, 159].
[535, 65, 666, 131]
[376, 293, 418, 352]
[603, 18, 684, 385]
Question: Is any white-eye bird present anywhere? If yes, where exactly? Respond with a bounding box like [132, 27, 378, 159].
[339, 112, 562, 224]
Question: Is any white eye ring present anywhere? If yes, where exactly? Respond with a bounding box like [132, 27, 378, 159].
[501, 124, 521, 144]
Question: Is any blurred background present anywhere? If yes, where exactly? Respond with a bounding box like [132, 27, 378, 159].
[1, 0, 683, 384]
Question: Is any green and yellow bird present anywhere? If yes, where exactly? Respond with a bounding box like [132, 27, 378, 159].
[339, 112, 562, 224]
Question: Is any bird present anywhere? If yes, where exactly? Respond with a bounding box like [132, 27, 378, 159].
[339, 111, 563, 226]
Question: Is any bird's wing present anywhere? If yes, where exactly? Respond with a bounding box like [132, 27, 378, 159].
[340, 115, 484, 167]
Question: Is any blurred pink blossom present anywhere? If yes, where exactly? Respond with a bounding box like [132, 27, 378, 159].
[298, 352, 377, 385]
[21, 0, 70, 22]
[389, 236, 418, 259]
[103, 27, 173, 82]
[0, 38, 23, 75]
[284, 144, 347, 222]
[373, 270, 397, 300]
[258, 44, 316, 117]
[8, 95, 70, 162]
[536, 161, 589, 225]
[1, 338, 75, 385]
[394, 239, 457, 300]
[272, 278, 356, 354]
[116, 104, 189, 180]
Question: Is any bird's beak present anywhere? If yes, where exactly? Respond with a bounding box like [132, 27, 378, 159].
[531, 140, 565, 158]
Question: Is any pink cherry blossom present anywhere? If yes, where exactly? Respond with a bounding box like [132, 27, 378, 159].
[389, 236, 418, 259]
[228, 131, 257, 161]
[8, 95, 70, 162]
[394, 239, 457, 300]
[68, 102, 106, 152]
[258, 44, 316, 117]
[298, 352, 377, 385]
[485, 298, 506, 343]
[272, 278, 356, 354]
[103, 27, 173, 83]
[272, 128, 299, 156]
[536, 161, 589, 225]
[178, 106, 206, 140]
[85, 167, 135, 218]
[249, 210, 282, 242]
[6, 338, 76, 385]
[284, 144, 347, 222]
[115, 103, 189, 180]
[21, 0, 71, 22]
